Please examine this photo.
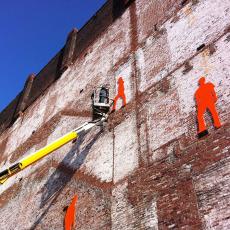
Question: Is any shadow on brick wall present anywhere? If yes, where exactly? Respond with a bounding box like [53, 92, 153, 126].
[30, 130, 102, 230]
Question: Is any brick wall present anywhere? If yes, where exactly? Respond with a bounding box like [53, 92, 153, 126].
[0, 0, 229, 229]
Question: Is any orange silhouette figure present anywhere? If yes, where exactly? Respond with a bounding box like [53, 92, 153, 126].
[194, 77, 221, 135]
[65, 195, 78, 230]
[112, 77, 127, 111]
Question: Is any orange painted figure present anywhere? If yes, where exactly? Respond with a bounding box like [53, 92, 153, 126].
[194, 77, 221, 135]
[112, 77, 127, 111]
[65, 195, 78, 230]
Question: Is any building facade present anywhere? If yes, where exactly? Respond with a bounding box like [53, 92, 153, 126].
[0, 0, 230, 229]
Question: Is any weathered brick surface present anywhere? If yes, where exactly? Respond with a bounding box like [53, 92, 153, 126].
[125, 124, 230, 229]
[114, 114, 138, 183]
[0, 0, 229, 229]
[194, 157, 230, 229]
[0, 93, 21, 132]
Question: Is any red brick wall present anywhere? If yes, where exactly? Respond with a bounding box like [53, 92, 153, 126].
[0, 0, 229, 229]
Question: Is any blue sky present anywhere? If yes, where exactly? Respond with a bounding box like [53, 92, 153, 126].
[0, 0, 106, 112]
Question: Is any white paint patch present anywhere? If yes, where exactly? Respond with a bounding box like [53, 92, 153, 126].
[166, 0, 230, 65]
[114, 114, 138, 183]
[136, 47, 145, 83]
[111, 181, 135, 230]
[142, 198, 158, 229]
[82, 131, 113, 182]
[114, 60, 133, 109]
[136, 33, 171, 92]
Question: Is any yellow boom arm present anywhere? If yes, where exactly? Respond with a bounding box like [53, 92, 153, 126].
[21, 131, 77, 169]
[0, 117, 106, 184]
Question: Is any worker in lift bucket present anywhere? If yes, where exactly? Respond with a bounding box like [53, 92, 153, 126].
[99, 86, 109, 103]
[194, 76, 221, 137]
[112, 77, 127, 111]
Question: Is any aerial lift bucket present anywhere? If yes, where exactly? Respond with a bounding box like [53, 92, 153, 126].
[91, 86, 112, 121]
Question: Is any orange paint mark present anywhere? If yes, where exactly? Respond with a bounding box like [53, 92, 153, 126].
[112, 77, 127, 111]
[194, 77, 221, 134]
[65, 195, 78, 230]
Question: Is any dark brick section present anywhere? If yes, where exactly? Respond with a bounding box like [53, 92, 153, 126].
[13, 73, 35, 120]
[60, 28, 78, 73]
[113, 0, 134, 20]
[0, 93, 21, 133]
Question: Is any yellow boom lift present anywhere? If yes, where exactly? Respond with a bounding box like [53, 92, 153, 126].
[0, 86, 111, 185]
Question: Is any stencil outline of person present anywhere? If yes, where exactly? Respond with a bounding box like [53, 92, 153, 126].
[112, 77, 127, 111]
[194, 76, 221, 136]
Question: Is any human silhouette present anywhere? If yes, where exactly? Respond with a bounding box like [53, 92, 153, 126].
[112, 77, 127, 111]
[99, 86, 109, 103]
[194, 77, 221, 136]
[65, 195, 78, 230]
